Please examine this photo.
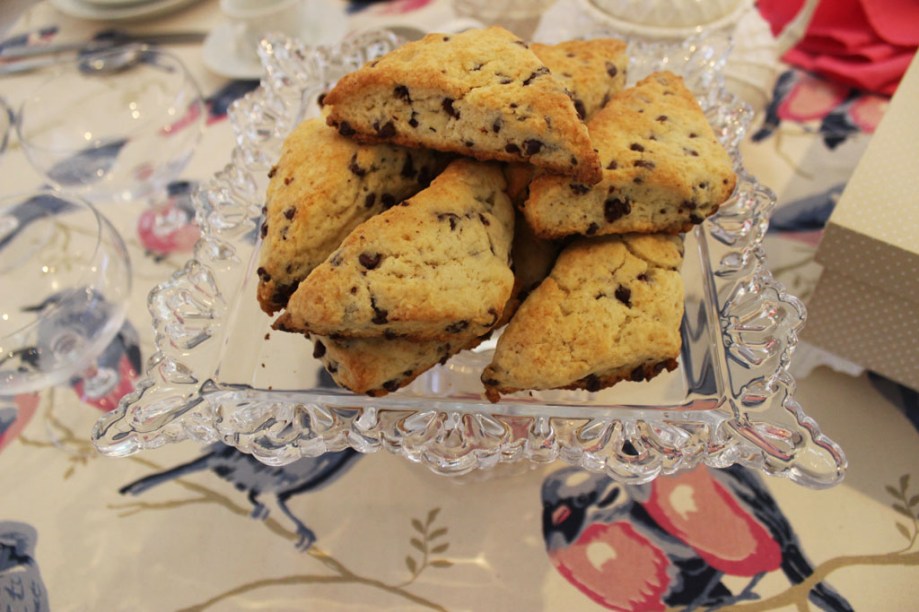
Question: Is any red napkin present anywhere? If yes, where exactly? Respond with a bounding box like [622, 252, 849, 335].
[758, 0, 919, 95]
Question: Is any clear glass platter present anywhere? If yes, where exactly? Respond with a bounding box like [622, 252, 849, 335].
[92, 30, 847, 488]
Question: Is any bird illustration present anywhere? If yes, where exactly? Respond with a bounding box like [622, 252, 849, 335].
[0, 393, 39, 454]
[543, 467, 733, 611]
[136, 180, 200, 257]
[120, 443, 360, 550]
[70, 319, 142, 411]
[768, 183, 844, 234]
[0, 521, 49, 612]
[542, 464, 853, 611]
[751, 69, 799, 143]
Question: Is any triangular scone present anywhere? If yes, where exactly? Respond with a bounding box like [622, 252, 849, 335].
[532, 38, 628, 122]
[310, 331, 487, 397]
[323, 26, 601, 184]
[277, 159, 515, 340]
[482, 233, 684, 402]
[503, 38, 629, 207]
[522, 71, 737, 238]
[256, 118, 451, 314]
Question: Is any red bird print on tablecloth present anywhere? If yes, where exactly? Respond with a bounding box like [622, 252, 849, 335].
[542, 464, 852, 611]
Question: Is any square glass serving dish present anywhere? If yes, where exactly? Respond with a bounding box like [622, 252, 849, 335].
[92, 30, 846, 487]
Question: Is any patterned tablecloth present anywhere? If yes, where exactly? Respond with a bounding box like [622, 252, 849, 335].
[1, 1, 917, 610]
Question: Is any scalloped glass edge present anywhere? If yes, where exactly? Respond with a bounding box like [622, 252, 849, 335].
[91, 29, 846, 488]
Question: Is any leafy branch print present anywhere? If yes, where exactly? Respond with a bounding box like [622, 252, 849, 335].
[887, 474, 919, 551]
[735, 473, 919, 611]
[402, 507, 452, 585]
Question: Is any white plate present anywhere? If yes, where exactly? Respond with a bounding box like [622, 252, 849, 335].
[81, 0, 159, 8]
[50, 0, 204, 22]
[202, 8, 348, 80]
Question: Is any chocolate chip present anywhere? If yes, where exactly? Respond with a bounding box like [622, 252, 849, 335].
[478, 213, 490, 226]
[268, 166, 277, 179]
[359, 252, 382, 269]
[350, 286, 358, 294]
[574, 99, 586, 120]
[364, 193, 377, 208]
[317, 93, 326, 107]
[260, 222, 268, 238]
[442, 97, 460, 119]
[604, 197, 631, 222]
[615, 285, 631, 307]
[606, 160, 618, 170]
[570, 183, 589, 195]
[492, 118, 502, 133]
[634, 160, 655, 169]
[633, 177, 644, 185]
[370, 296, 388, 324]
[408, 112, 419, 128]
[381, 379, 401, 393]
[655, 115, 668, 122]
[584, 374, 602, 392]
[464, 140, 475, 147]
[637, 273, 649, 282]
[445, 320, 469, 333]
[313, 340, 326, 359]
[483, 378, 500, 387]
[437, 212, 460, 230]
[394, 85, 411, 104]
[586, 222, 599, 235]
[284, 176, 294, 185]
[499, 76, 513, 85]
[630, 366, 645, 382]
[373, 120, 396, 138]
[505, 143, 521, 155]
[338, 121, 355, 136]
[629, 143, 645, 152]
[384, 329, 399, 340]
[689, 132, 698, 138]
[682, 200, 697, 210]
[381, 193, 396, 208]
[257, 266, 271, 282]
[284, 207, 295, 220]
[327, 361, 338, 374]
[605, 62, 618, 78]
[330, 253, 343, 267]
[689, 213, 704, 224]
[523, 139, 543, 155]
[522, 66, 549, 86]
[348, 154, 367, 177]
[684, 148, 699, 157]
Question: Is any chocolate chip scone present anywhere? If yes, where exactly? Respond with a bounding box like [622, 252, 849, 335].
[503, 38, 630, 207]
[532, 37, 628, 122]
[310, 331, 487, 397]
[482, 233, 684, 402]
[323, 26, 601, 184]
[256, 118, 452, 314]
[276, 159, 515, 340]
[522, 71, 737, 239]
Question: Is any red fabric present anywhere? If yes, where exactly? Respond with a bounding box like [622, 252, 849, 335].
[757, 0, 919, 95]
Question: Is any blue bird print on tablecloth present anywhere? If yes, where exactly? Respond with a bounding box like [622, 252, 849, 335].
[119, 444, 361, 550]
[542, 465, 852, 611]
[768, 183, 844, 234]
[0, 522, 49, 612]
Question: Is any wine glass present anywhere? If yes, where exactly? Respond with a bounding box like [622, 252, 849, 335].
[14, 46, 205, 250]
[0, 190, 132, 397]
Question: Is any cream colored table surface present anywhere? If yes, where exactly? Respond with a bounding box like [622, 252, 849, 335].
[0, 2, 917, 611]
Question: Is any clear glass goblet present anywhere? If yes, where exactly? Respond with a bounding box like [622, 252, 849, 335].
[15, 46, 205, 249]
[0, 190, 132, 397]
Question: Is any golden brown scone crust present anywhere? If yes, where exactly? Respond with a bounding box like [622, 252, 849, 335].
[532, 38, 628, 122]
[276, 159, 515, 341]
[482, 233, 684, 401]
[324, 26, 601, 183]
[256, 118, 450, 314]
[522, 71, 737, 239]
